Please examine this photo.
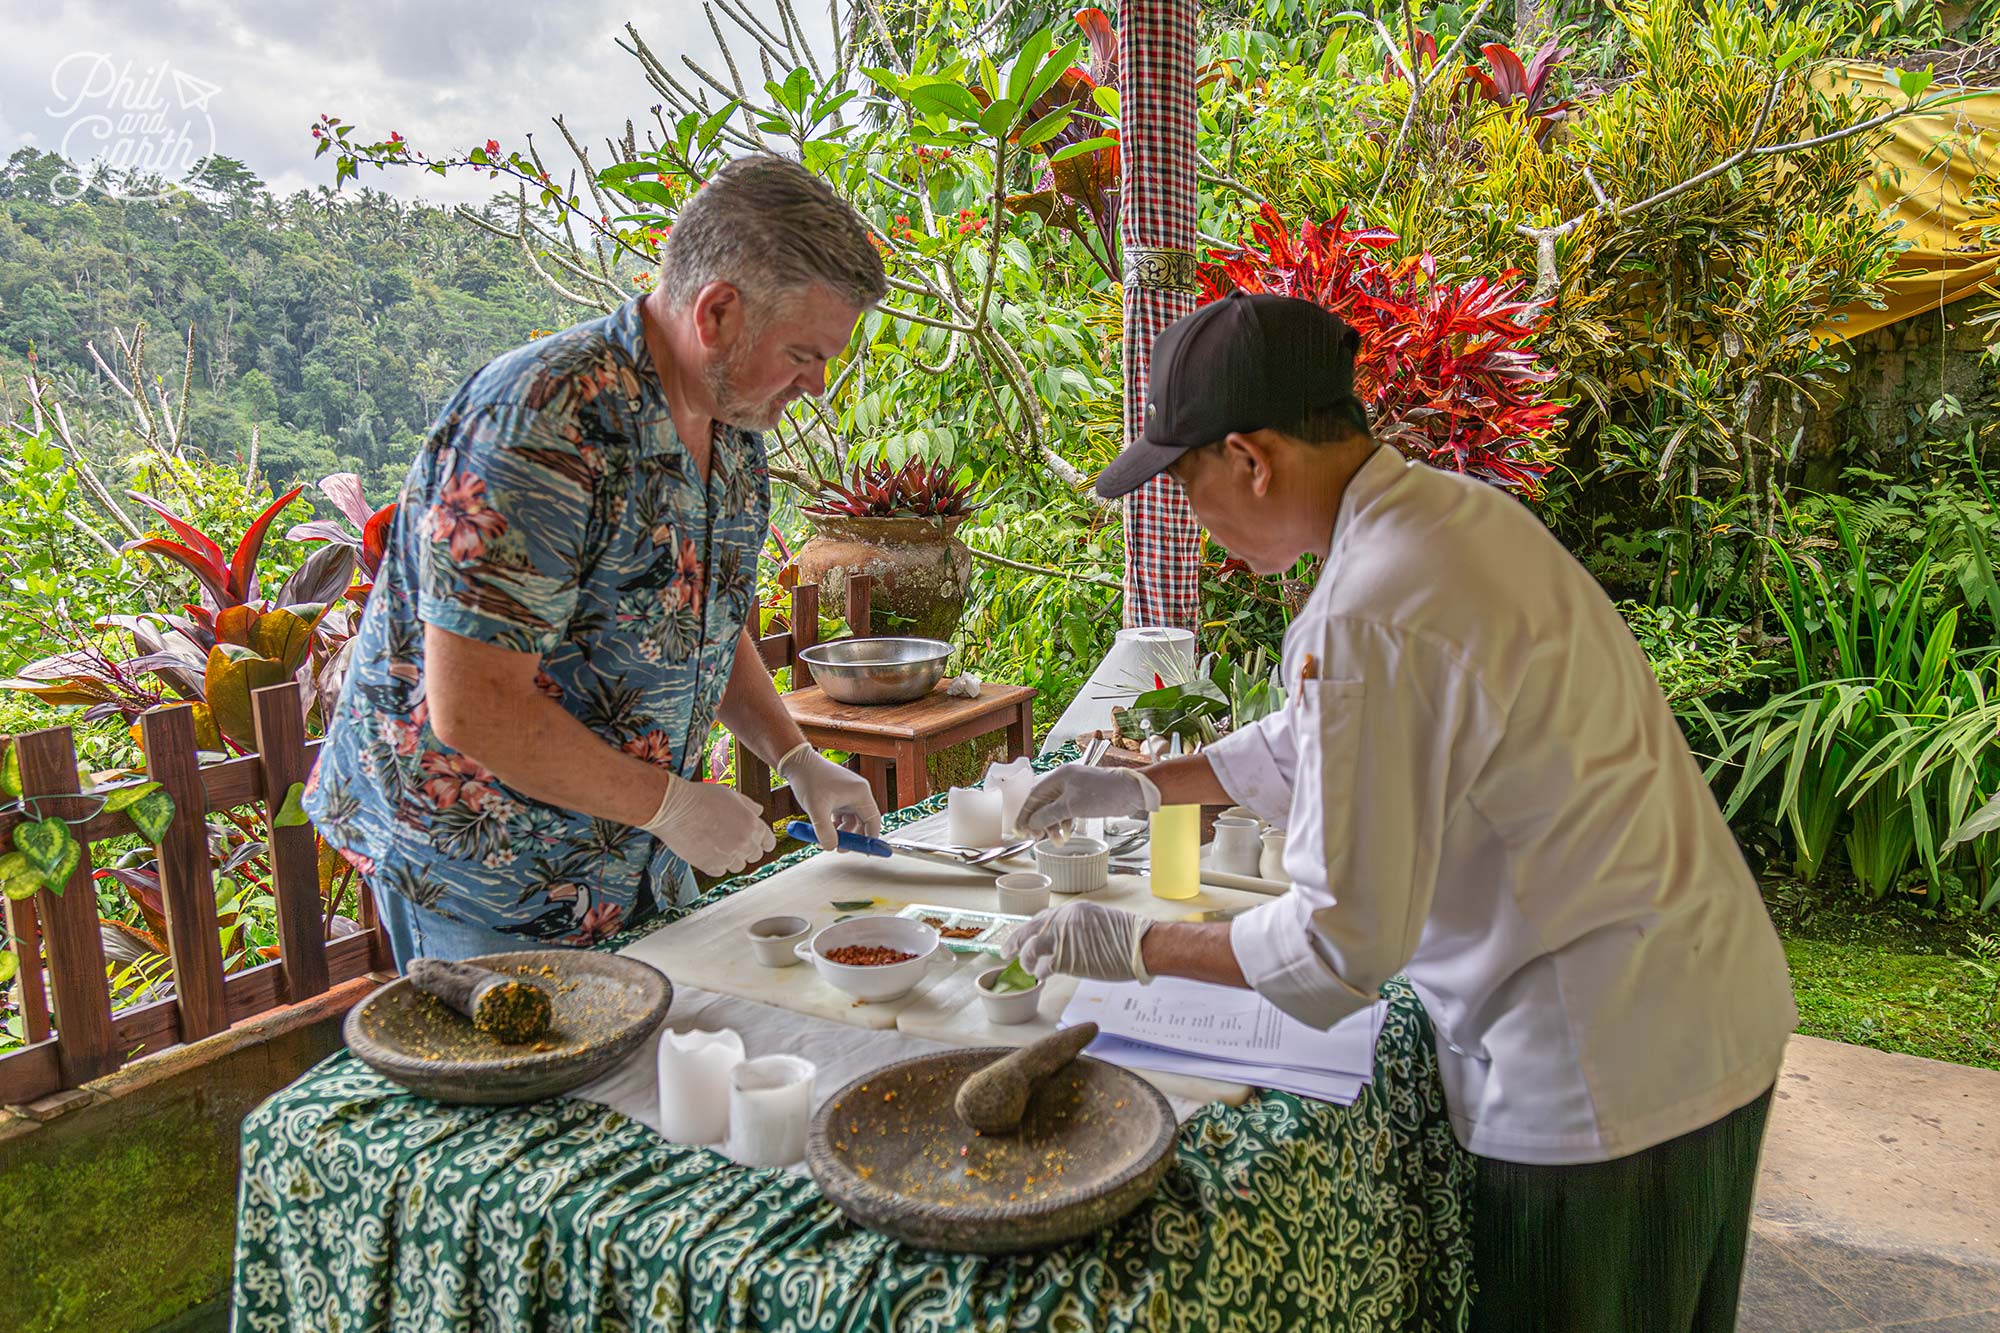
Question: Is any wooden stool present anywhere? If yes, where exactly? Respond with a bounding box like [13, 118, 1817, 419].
[782, 682, 1037, 811]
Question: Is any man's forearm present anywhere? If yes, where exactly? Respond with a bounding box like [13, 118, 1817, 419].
[448, 693, 672, 828]
[1142, 754, 1234, 807]
[1140, 920, 1250, 989]
[714, 629, 810, 769]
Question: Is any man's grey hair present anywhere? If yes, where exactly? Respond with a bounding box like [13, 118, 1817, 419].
[658, 154, 887, 316]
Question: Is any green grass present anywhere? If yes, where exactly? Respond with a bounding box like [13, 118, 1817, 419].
[1767, 884, 2000, 1071]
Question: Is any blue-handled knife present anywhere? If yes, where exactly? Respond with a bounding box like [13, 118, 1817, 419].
[785, 820, 894, 858]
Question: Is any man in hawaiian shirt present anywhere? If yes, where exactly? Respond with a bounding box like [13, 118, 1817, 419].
[306, 155, 888, 966]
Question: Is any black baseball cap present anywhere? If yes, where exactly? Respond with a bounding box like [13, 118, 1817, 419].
[1094, 290, 1364, 500]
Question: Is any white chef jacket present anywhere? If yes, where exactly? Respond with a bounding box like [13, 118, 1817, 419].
[1206, 447, 1795, 1166]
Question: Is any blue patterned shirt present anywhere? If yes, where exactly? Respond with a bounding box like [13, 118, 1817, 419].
[305, 299, 769, 944]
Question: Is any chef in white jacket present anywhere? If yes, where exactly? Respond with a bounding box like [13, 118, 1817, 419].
[1010, 291, 1796, 1331]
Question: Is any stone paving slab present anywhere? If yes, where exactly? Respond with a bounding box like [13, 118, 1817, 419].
[1742, 1036, 2000, 1332]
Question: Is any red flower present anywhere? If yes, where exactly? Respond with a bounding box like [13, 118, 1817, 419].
[672, 538, 704, 610]
[429, 473, 507, 563]
[621, 732, 676, 769]
[418, 752, 500, 811]
[485, 138, 500, 154]
[388, 131, 403, 143]
[894, 214, 909, 226]
[1153, 673, 1165, 690]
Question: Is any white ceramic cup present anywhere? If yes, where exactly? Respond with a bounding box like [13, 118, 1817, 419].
[655, 1026, 744, 1145]
[746, 915, 809, 968]
[1211, 817, 1264, 877]
[994, 871, 1052, 916]
[1259, 828, 1289, 882]
[976, 966, 1043, 1025]
[722, 1054, 816, 1168]
[1035, 836, 1110, 894]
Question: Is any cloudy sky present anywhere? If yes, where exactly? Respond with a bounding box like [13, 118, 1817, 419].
[0, 0, 835, 205]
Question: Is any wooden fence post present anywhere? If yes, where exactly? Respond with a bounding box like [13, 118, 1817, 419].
[140, 703, 230, 1041]
[793, 582, 820, 688]
[253, 683, 328, 1001]
[15, 727, 117, 1086]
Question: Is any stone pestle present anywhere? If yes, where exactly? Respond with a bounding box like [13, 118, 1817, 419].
[407, 958, 554, 1045]
[953, 1022, 1099, 1135]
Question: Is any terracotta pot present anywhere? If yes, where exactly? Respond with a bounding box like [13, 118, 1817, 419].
[796, 514, 973, 642]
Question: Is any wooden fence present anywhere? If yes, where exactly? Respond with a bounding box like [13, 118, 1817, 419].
[0, 680, 388, 1105]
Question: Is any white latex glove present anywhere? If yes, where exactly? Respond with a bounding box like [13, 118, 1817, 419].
[1016, 763, 1161, 833]
[1003, 901, 1153, 983]
[640, 772, 776, 877]
[777, 743, 883, 849]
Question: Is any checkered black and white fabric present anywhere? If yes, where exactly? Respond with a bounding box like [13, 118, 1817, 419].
[1119, 0, 1202, 632]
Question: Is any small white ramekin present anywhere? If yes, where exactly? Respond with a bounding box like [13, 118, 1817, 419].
[994, 871, 1052, 916]
[976, 966, 1043, 1025]
[1035, 836, 1109, 894]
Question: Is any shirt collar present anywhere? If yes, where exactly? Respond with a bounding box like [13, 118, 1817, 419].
[1325, 445, 1407, 567]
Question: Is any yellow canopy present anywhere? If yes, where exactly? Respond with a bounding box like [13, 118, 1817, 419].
[1817, 63, 2000, 341]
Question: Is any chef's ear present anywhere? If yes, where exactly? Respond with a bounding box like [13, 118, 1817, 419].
[1221, 430, 1280, 495]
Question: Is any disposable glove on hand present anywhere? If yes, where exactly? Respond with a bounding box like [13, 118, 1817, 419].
[1003, 901, 1153, 983]
[1016, 763, 1161, 833]
[777, 743, 883, 849]
[640, 772, 776, 877]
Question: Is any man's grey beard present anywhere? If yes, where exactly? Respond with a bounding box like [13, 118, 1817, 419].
[704, 321, 786, 430]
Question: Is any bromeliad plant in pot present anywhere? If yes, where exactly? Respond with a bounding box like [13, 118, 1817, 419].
[796, 459, 982, 642]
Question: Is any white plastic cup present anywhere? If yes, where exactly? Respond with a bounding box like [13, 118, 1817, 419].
[947, 786, 1004, 847]
[655, 1026, 744, 1145]
[722, 1054, 816, 1168]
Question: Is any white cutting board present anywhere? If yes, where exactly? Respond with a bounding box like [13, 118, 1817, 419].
[891, 871, 1263, 1105]
[623, 848, 1267, 1104]
[618, 851, 999, 1029]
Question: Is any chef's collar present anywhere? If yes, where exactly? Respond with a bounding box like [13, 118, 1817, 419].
[1325, 445, 1406, 567]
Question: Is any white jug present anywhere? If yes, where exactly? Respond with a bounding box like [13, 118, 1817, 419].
[1259, 828, 1289, 883]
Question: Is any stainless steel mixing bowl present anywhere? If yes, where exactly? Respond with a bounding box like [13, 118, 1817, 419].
[798, 637, 952, 705]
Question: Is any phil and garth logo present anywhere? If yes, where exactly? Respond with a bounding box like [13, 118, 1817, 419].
[47, 53, 220, 201]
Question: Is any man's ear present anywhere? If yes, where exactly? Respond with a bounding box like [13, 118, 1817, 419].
[690, 281, 745, 351]
[1223, 430, 1281, 496]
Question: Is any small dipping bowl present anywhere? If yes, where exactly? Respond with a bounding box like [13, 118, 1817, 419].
[747, 915, 810, 968]
[1036, 836, 1109, 894]
[993, 871, 1052, 916]
[796, 916, 941, 1002]
[976, 966, 1044, 1025]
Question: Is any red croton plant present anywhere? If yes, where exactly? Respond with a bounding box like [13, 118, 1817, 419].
[1199, 204, 1565, 494]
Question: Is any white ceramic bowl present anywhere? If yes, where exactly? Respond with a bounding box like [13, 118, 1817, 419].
[994, 871, 1052, 916]
[747, 915, 809, 968]
[796, 916, 940, 1002]
[976, 966, 1044, 1025]
[1035, 836, 1109, 894]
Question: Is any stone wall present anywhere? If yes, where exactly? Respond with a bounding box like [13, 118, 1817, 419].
[1799, 294, 2000, 479]
[1, 977, 377, 1332]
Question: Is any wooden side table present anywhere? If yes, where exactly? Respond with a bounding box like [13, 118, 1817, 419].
[782, 683, 1037, 811]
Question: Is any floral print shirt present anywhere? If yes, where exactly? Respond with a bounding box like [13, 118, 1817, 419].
[304, 299, 770, 945]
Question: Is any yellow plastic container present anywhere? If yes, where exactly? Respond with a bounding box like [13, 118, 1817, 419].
[1149, 804, 1200, 900]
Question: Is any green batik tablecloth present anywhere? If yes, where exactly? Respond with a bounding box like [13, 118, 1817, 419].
[232, 791, 1476, 1332]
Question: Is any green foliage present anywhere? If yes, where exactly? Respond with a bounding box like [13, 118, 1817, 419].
[1691, 513, 2000, 905]
[1617, 603, 1762, 705]
[0, 147, 569, 497]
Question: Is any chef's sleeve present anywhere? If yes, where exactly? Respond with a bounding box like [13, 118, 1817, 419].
[1228, 622, 1502, 1029]
[1204, 708, 1298, 827]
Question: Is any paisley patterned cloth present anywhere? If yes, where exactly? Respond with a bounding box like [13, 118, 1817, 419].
[305, 298, 770, 945]
[234, 801, 1477, 1331]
